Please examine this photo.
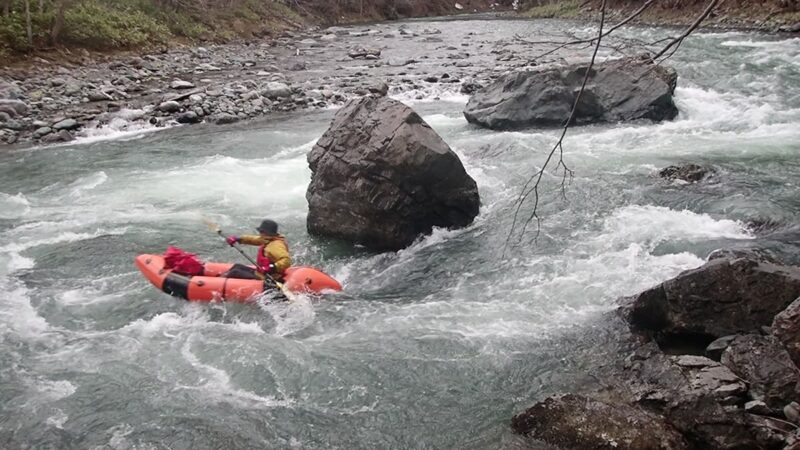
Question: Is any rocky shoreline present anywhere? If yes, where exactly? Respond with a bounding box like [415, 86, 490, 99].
[2, 9, 798, 149]
[512, 246, 800, 449]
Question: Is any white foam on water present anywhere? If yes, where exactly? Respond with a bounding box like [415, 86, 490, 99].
[177, 337, 293, 408]
[71, 117, 164, 146]
[0, 278, 50, 340]
[46, 410, 69, 429]
[591, 205, 752, 250]
[262, 294, 316, 337]
[391, 86, 470, 105]
[121, 309, 266, 338]
[29, 379, 77, 401]
[0, 192, 31, 219]
[720, 37, 800, 49]
[102, 424, 136, 450]
[67, 171, 108, 198]
[0, 228, 127, 253]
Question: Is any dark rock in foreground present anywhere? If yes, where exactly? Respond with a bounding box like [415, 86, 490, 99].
[721, 334, 800, 410]
[515, 250, 800, 449]
[463, 54, 678, 130]
[627, 254, 800, 347]
[511, 393, 689, 450]
[306, 95, 480, 251]
[773, 297, 800, 367]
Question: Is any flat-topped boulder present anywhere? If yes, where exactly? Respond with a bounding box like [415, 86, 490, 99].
[464, 54, 678, 130]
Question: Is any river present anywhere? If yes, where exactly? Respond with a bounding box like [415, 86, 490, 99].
[1, 16, 799, 449]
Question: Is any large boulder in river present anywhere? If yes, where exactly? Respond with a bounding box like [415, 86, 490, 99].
[627, 254, 800, 347]
[463, 54, 678, 130]
[306, 96, 480, 251]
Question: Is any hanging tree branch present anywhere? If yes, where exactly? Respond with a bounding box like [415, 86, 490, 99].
[501, 0, 724, 255]
[503, 0, 608, 255]
[653, 0, 720, 60]
[516, 0, 655, 61]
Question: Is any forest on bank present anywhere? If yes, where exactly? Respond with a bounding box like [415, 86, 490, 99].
[0, 0, 797, 58]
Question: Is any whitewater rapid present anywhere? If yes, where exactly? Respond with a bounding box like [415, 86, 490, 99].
[0, 19, 798, 449]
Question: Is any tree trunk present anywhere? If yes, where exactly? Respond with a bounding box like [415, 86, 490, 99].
[39, 0, 44, 14]
[25, 0, 33, 48]
[51, 0, 68, 45]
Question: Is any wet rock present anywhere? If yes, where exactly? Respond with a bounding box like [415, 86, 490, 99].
[158, 101, 182, 113]
[625, 346, 762, 448]
[52, 118, 80, 131]
[348, 47, 381, 59]
[626, 254, 800, 347]
[659, 164, 714, 183]
[306, 96, 480, 251]
[511, 394, 689, 449]
[707, 247, 778, 264]
[744, 400, 772, 415]
[32, 127, 52, 139]
[721, 334, 800, 410]
[170, 79, 195, 90]
[262, 82, 292, 99]
[424, 76, 439, 83]
[464, 55, 678, 130]
[367, 81, 389, 96]
[785, 401, 800, 424]
[64, 83, 82, 96]
[387, 58, 415, 67]
[213, 113, 239, 125]
[778, 22, 800, 33]
[0, 81, 23, 99]
[0, 99, 30, 117]
[1, 120, 22, 131]
[773, 297, 800, 367]
[40, 130, 73, 143]
[87, 91, 113, 102]
[289, 61, 307, 71]
[705, 335, 736, 361]
[176, 111, 201, 124]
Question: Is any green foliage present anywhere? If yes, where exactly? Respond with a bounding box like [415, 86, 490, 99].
[62, 0, 169, 48]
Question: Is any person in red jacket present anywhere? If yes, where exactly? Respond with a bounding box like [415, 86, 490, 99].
[223, 219, 292, 281]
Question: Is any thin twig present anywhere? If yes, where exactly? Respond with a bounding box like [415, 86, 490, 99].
[517, 0, 654, 61]
[503, 0, 608, 255]
[653, 0, 720, 60]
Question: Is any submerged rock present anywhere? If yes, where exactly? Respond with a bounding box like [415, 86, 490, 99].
[306, 95, 480, 251]
[464, 54, 678, 130]
[511, 394, 689, 450]
[659, 164, 714, 183]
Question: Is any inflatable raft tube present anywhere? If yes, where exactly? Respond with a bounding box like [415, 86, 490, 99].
[135, 254, 342, 303]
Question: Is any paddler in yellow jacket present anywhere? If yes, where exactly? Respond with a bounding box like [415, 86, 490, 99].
[223, 219, 292, 281]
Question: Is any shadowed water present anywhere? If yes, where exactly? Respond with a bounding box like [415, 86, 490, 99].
[0, 17, 799, 449]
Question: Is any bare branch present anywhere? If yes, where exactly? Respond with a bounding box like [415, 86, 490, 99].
[503, 0, 608, 255]
[653, 0, 720, 60]
[517, 0, 654, 61]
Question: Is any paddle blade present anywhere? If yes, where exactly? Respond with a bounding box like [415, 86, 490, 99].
[202, 217, 222, 234]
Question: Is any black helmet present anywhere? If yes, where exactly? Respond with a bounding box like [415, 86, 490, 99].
[256, 219, 278, 235]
